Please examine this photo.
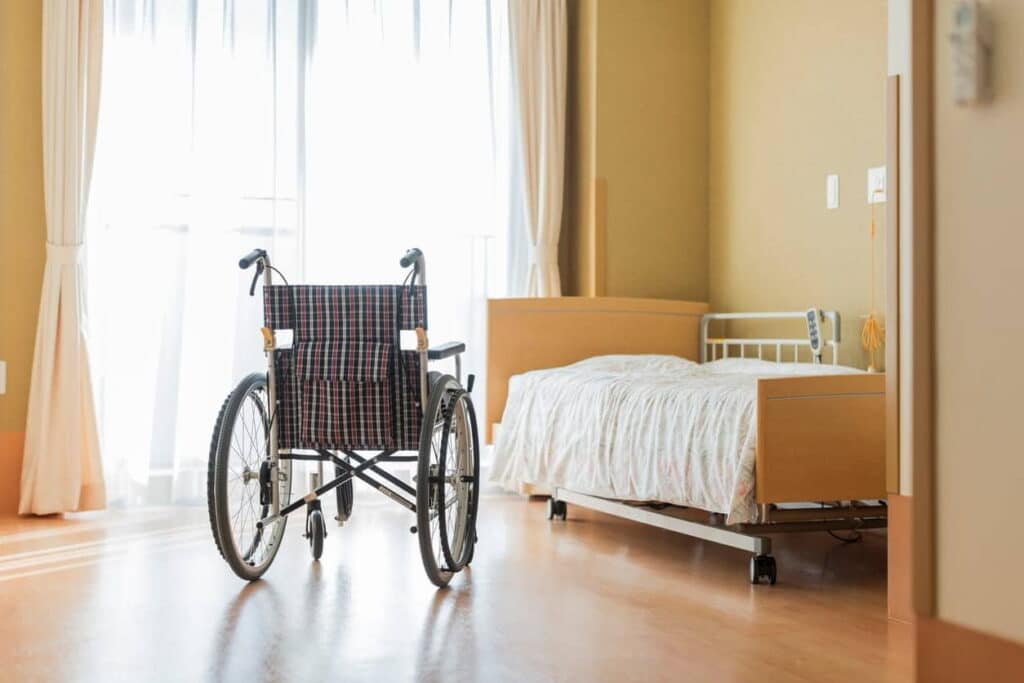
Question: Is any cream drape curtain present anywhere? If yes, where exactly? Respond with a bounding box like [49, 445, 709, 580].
[20, 0, 106, 514]
[509, 0, 567, 297]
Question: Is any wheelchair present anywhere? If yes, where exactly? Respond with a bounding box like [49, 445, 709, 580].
[207, 248, 480, 587]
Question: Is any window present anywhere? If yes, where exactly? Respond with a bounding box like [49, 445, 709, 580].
[87, 0, 512, 504]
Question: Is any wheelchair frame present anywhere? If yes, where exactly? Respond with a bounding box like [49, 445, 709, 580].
[217, 247, 477, 585]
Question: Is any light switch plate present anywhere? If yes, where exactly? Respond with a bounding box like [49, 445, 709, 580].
[0, 361, 6, 395]
[868, 166, 887, 203]
[826, 174, 840, 209]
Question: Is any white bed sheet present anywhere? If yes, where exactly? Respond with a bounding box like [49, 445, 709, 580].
[489, 355, 862, 524]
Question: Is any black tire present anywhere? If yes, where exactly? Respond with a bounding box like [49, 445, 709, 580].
[750, 555, 777, 585]
[416, 374, 480, 587]
[308, 508, 325, 561]
[208, 373, 292, 581]
[437, 389, 480, 572]
[334, 468, 354, 523]
[546, 498, 567, 521]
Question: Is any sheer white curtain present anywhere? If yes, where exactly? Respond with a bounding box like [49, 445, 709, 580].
[303, 1, 511, 439]
[88, 1, 303, 504]
[88, 0, 512, 504]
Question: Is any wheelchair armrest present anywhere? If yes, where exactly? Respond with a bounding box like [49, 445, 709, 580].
[427, 341, 466, 360]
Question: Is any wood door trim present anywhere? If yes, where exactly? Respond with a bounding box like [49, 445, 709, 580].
[885, 74, 900, 495]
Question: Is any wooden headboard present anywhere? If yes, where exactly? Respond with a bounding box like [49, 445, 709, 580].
[486, 297, 709, 443]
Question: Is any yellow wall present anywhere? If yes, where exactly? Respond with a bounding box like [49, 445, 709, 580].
[933, 0, 1024, 645]
[564, 0, 598, 296]
[597, 0, 709, 301]
[708, 0, 888, 369]
[0, 1, 45, 513]
[564, 0, 709, 301]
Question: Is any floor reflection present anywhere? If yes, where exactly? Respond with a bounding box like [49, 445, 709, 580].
[208, 580, 284, 683]
[414, 574, 479, 682]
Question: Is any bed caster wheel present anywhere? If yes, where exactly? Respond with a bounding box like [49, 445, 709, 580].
[306, 509, 325, 561]
[750, 555, 777, 585]
[547, 498, 567, 521]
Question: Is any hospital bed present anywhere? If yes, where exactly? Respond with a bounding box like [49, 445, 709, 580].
[485, 297, 886, 584]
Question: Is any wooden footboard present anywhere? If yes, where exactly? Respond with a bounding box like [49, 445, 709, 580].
[755, 373, 886, 504]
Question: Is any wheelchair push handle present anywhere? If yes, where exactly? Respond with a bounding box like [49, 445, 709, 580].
[239, 248, 267, 270]
[400, 248, 426, 286]
[239, 248, 271, 296]
[399, 248, 422, 269]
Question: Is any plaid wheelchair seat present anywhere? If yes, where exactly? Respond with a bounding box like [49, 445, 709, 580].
[264, 285, 427, 451]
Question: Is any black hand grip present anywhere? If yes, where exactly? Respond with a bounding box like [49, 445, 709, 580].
[399, 248, 422, 268]
[239, 248, 267, 270]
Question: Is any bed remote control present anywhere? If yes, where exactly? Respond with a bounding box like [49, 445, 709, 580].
[805, 308, 823, 363]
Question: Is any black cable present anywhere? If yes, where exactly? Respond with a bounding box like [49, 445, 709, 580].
[828, 529, 863, 543]
[822, 502, 863, 543]
[267, 265, 290, 286]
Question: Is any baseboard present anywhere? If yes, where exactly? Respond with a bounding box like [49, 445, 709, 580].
[887, 493, 914, 623]
[917, 617, 1024, 682]
[0, 432, 25, 515]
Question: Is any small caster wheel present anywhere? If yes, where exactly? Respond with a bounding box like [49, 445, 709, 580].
[464, 532, 478, 566]
[749, 554, 777, 585]
[546, 498, 567, 521]
[307, 509, 325, 561]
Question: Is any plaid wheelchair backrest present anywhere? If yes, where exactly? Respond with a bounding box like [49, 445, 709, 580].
[262, 284, 427, 452]
[263, 285, 427, 341]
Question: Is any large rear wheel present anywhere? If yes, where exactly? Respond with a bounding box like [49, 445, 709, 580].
[416, 375, 480, 587]
[334, 464, 354, 524]
[208, 373, 292, 580]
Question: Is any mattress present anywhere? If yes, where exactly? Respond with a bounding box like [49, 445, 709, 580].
[489, 355, 862, 524]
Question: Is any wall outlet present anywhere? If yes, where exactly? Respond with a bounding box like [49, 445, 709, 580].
[0, 361, 6, 395]
[868, 166, 887, 204]
[826, 174, 840, 209]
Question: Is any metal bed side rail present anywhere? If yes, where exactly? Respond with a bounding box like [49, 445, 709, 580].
[699, 310, 841, 365]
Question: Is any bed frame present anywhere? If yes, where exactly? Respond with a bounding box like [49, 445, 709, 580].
[486, 297, 887, 584]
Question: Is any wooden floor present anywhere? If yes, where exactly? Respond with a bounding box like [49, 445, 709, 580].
[0, 495, 912, 682]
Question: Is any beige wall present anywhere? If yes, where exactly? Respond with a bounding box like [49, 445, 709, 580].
[708, 0, 888, 369]
[0, 0, 44, 432]
[564, 0, 598, 296]
[0, 0, 45, 513]
[933, 0, 1024, 645]
[597, 0, 709, 301]
[564, 0, 709, 302]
